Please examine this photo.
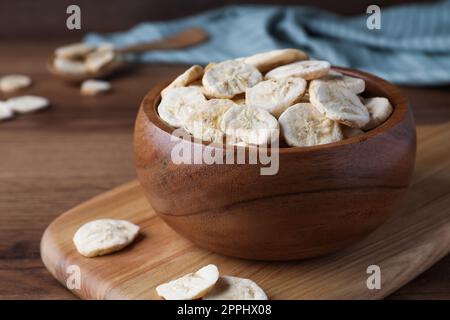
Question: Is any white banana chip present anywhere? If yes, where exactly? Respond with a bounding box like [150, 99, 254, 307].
[341, 125, 365, 138]
[309, 80, 369, 128]
[73, 219, 140, 258]
[158, 87, 206, 128]
[0, 74, 32, 93]
[85, 47, 115, 73]
[202, 60, 262, 98]
[81, 80, 111, 96]
[220, 105, 279, 146]
[54, 57, 87, 75]
[319, 70, 365, 94]
[55, 42, 94, 59]
[161, 65, 204, 97]
[362, 97, 394, 130]
[203, 276, 268, 300]
[279, 103, 343, 147]
[156, 264, 219, 300]
[265, 60, 330, 81]
[245, 77, 306, 118]
[237, 48, 308, 72]
[0, 101, 14, 121]
[6, 95, 49, 113]
[184, 99, 236, 143]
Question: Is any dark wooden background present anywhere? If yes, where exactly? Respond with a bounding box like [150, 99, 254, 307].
[0, 0, 449, 299]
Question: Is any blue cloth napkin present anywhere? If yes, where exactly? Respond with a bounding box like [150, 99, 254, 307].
[85, 1, 450, 85]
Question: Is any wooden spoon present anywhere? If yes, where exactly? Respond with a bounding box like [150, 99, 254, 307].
[47, 27, 209, 82]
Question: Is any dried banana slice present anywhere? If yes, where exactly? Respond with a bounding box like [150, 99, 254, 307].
[237, 48, 308, 73]
[156, 264, 219, 300]
[81, 80, 111, 96]
[157, 87, 206, 128]
[309, 80, 369, 128]
[73, 219, 140, 258]
[320, 70, 365, 94]
[161, 65, 204, 97]
[55, 42, 94, 59]
[341, 125, 364, 138]
[0, 74, 32, 93]
[265, 60, 330, 81]
[279, 103, 343, 147]
[220, 105, 279, 146]
[6, 95, 49, 113]
[184, 99, 236, 143]
[362, 97, 394, 130]
[85, 46, 115, 73]
[202, 60, 262, 99]
[54, 57, 88, 75]
[245, 77, 306, 118]
[0, 101, 14, 121]
[203, 276, 268, 300]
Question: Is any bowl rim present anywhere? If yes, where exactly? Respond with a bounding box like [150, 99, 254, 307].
[140, 66, 409, 154]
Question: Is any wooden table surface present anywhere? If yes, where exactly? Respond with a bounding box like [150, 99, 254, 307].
[0, 42, 449, 300]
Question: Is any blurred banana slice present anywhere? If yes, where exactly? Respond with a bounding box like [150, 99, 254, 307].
[202, 60, 262, 99]
[237, 48, 308, 73]
[157, 87, 206, 128]
[265, 60, 330, 81]
[184, 99, 236, 143]
[156, 264, 219, 300]
[0, 101, 14, 121]
[6, 95, 49, 113]
[0, 74, 32, 93]
[362, 97, 394, 130]
[319, 70, 365, 94]
[203, 276, 268, 300]
[245, 77, 306, 118]
[220, 105, 279, 146]
[73, 219, 140, 258]
[279, 103, 343, 147]
[309, 80, 369, 128]
[161, 65, 204, 97]
[55, 42, 94, 59]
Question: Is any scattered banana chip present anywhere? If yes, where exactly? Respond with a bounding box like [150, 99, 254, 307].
[161, 65, 204, 97]
[309, 80, 369, 128]
[54, 57, 88, 75]
[184, 99, 236, 143]
[237, 48, 308, 73]
[55, 42, 94, 59]
[362, 97, 394, 130]
[0, 74, 32, 93]
[0, 101, 14, 121]
[279, 103, 343, 147]
[6, 95, 49, 114]
[265, 60, 330, 81]
[245, 77, 306, 118]
[73, 219, 140, 258]
[319, 70, 365, 94]
[85, 47, 115, 73]
[157, 87, 206, 128]
[156, 264, 219, 300]
[220, 105, 279, 146]
[81, 79, 111, 96]
[202, 60, 262, 98]
[341, 125, 365, 138]
[203, 276, 268, 300]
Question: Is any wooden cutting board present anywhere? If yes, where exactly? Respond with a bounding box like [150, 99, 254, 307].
[41, 121, 450, 299]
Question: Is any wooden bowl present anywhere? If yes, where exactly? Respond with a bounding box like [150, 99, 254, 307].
[134, 67, 416, 261]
